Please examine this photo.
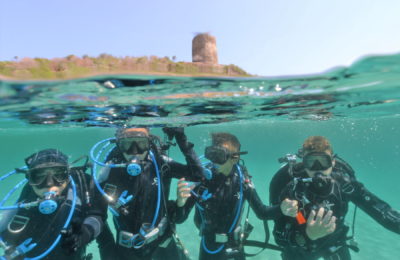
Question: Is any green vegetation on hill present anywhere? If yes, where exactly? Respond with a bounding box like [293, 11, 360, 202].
[0, 54, 251, 79]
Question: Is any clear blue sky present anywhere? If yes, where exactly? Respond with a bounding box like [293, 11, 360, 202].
[1, 0, 400, 76]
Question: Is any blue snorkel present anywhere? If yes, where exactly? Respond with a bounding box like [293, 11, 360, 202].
[90, 137, 162, 247]
[0, 168, 77, 260]
[198, 155, 219, 181]
[196, 164, 244, 255]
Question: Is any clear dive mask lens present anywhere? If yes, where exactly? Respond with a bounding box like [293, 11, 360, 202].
[205, 146, 230, 164]
[28, 166, 69, 186]
[303, 153, 332, 171]
[117, 137, 150, 155]
[204, 146, 248, 165]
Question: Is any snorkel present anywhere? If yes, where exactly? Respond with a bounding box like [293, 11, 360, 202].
[200, 157, 217, 181]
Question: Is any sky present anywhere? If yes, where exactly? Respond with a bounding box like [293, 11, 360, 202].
[1, 0, 400, 76]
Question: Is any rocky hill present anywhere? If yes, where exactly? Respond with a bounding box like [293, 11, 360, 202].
[0, 54, 250, 80]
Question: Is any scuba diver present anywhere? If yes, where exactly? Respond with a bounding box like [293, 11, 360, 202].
[0, 149, 107, 260]
[269, 136, 400, 260]
[90, 127, 203, 260]
[175, 132, 298, 260]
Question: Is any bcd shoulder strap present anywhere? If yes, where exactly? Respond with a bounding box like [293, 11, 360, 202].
[334, 155, 356, 178]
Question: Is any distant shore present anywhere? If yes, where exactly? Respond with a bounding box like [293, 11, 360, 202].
[0, 55, 251, 81]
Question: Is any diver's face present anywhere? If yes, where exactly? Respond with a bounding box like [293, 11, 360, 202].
[216, 142, 240, 176]
[304, 150, 335, 178]
[117, 128, 150, 162]
[30, 167, 69, 197]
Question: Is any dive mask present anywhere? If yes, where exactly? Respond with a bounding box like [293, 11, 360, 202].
[117, 137, 150, 155]
[28, 166, 69, 187]
[204, 146, 248, 165]
[303, 152, 333, 171]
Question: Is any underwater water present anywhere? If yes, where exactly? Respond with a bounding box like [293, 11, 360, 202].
[0, 53, 400, 259]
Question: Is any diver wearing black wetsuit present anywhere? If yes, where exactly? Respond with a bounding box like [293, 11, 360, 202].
[0, 149, 107, 260]
[175, 132, 289, 260]
[98, 127, 202, 260]
[270, 137, 400, 260]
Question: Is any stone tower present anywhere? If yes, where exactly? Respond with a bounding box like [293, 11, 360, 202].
[192, 33, 218, 64]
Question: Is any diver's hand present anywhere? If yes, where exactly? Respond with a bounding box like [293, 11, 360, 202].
[305, 208, 336, 240]
[280, 198, 298, 217]
[177, 178, 192, 207]
[60, 222, 92, 255]
[162, 127, 185, 140]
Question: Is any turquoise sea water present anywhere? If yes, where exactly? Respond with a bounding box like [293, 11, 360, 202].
[0, 53, 400, 259]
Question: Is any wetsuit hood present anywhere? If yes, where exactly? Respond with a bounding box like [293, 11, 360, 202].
[25, 149, 69, 170]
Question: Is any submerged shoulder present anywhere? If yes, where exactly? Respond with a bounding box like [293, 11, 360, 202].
[334, 155, 356, 178]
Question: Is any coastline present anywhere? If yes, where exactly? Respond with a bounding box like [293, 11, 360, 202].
[0, 70, 253, 82]
[0, 56, 252, 81]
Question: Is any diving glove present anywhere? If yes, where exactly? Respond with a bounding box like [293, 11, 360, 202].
[162, 127, 185, 140]
[60, 222, 93, 255]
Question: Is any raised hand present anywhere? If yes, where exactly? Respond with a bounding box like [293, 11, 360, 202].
[162, 127, 184, 140]
[177, 178, 193, 207]
[305, 207, 336, 240]
[280, 198, 298, 217]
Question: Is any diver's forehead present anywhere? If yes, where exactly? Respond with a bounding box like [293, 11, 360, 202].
[119, 128, 149, 138]
[304, 149, 332, 156]
[220, 142, 237, 153]
[126, 128, 149, 135]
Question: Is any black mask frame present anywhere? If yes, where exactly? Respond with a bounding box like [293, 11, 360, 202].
[303, 152, 333, 171]
[28, 166, 69, 187]
[205, 146, 248, 165]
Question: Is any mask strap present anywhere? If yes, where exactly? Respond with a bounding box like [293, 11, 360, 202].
[233, 151, 248, 157]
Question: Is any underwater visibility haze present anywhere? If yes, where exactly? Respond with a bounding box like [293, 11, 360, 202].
[0, 54, 400, 259]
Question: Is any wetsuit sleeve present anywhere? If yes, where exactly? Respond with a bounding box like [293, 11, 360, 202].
[271, 183, 298, 246]
[162, 131, 203, 180]
[245, 180, 282, 220]
[350, 180, 400, 234]
[88, 166, 118, 259]
[173, 196, 196, 224]
[83, 174, 109, 242]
